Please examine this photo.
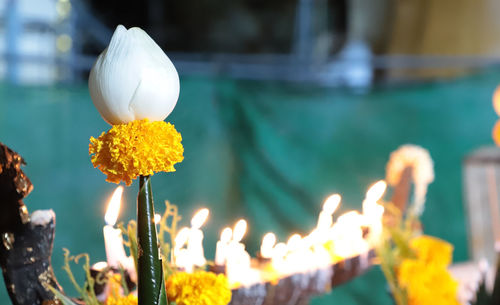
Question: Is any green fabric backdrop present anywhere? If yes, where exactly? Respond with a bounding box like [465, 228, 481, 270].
[0, 68, 497, 304]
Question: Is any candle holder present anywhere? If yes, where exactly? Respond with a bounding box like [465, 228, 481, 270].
[229, 250, 375, 305]
[208, 264, 227, 275]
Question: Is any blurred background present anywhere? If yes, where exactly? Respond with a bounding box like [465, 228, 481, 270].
[1, 0, 500, 304]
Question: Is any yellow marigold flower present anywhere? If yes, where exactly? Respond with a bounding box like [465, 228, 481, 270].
[89, 119, 184, 185]
[409, 235, 453, 267]
[166, 271, 232, 305]
[105, 294, 138, 305]
[398, 259, 459, 305]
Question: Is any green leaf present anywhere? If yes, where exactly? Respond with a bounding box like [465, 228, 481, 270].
[137, 175, 162, 305]
[158, 267, 168, 305]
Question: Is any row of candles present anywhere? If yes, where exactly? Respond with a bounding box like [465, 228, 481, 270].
[101, 180, 387, 288]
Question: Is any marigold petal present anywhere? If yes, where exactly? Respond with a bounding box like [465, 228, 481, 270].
[410, 235, 453, 267]
[166, 271, 232, 305]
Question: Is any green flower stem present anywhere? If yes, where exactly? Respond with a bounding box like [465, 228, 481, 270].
[137, 175, 163, 305]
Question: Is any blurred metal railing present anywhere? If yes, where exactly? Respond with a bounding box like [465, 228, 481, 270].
[3, 0, 500, 87]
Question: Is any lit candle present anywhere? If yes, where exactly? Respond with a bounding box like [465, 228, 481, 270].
[271, 242, 287, 271]
[283, 234, 316, 274]
[215, 227, 232, 266]
[287, 234, 302, 251]
[362, 180, 387, 214]
[330, 211, 368, 258]
[187, 208, 209, 268]
[225, 219, 261, 287]
[227, 219, 247, 259]
[260, 232, 276, 259]
[362, 180, 387, 245]
[172, 209, 209, 272]
[103, 186, 131, 270]
[317, 194, 341, 230]
[173, 227, 191, 271]
[232, 219, 247, 246]
[311, 194, 341, 247]
[226, 246, 254, 286]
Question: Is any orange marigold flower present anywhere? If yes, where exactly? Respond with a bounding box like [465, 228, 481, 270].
[89, 119, 184, 185]
[166, 271, 231, 305]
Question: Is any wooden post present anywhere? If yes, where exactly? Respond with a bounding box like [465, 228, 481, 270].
[229, 249, 375, 305]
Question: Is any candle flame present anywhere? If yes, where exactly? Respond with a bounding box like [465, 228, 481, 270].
[220, 227, 232, 243]
[154, 213, 162, 224]
[233, 219, 247, 242]
[323, 194, 341, 214]
[261, 232, 276, 258]
[363, 181, 386, 218]
[191, 208, 209, 229]
[366, 180, 387, 202]
[104, 186, 124, 226]
[262, 232, 276, 247]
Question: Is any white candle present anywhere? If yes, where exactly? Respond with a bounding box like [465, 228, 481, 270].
[362, 180, 387, 245]
[103, 186, 129, 269]
[362, 180, 386, 215]
[232, 219, 247, 244]
[331, 211, 368, 258]
[103, 226, 128, 268]
[226, 219, 261, 287]
[317, 194, 341, 230]
[173, 209, 209, 272]
[187, 208, 209, 268]
[227, 219, 247, 256]
[226, 247, 260, 287]
[215, 227, 232, 265]
[188, 229, 205, 266]
[282, 234, 314, 274]
[225, 219, 262, 287]
[270, 242, 287, 271]
[174, 227, 191, 271]
[260, 232, 276, 259]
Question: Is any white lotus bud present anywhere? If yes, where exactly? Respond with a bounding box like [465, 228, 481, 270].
[89, 25, 180, 125]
